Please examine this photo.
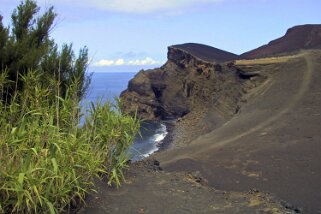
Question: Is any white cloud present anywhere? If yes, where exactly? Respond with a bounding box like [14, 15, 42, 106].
[39, 0, 223, 14]
[115, 58, 125, 65]
[93, 59, 115, 66]
[128, 57, 162, 66]
[93, 57, 163, 67]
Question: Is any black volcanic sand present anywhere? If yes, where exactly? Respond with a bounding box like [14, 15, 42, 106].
[79, 51, 321, 214]
[78, 160, 291, 214]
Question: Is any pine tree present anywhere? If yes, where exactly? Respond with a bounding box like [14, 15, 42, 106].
[0, 0, 91, 101]
[0, 15, 9, 70]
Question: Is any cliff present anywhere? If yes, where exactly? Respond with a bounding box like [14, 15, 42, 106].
[170, 43, 238, 62]
[241, 24, 321, 59]
[121, 25, 321, 120]
[120, 44, 264, 120]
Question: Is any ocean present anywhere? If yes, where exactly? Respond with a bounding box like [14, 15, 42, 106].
[83, 72, 167, 161]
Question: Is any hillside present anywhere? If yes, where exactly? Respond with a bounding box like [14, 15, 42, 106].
[241, 24, 321, 59]
[170, 43, 239, 62]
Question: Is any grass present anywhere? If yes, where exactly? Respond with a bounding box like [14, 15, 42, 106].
[0, 70, 140, 213]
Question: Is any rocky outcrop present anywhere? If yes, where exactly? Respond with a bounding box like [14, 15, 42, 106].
[120, 44, 264, 120]
[120, 25, 321, 121]
[241, 24, 321, 59]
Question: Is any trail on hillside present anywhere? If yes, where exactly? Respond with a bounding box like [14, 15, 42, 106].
[194, 53, 313, 153]
[160, 52, 314, 165]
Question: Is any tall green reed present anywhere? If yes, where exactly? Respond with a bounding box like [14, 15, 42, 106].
[0, 70, 140, 213]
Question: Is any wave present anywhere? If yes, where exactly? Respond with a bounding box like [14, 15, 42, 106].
[153, 124, 168, 143]
[141, 147, 159, 158]
[129, 122, 168, 161]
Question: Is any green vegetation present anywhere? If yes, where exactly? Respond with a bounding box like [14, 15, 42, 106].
[0, 1, 140, 213]
[0, 0, 90, 101]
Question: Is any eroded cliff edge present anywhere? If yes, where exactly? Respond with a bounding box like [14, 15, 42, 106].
[120, 43, 265, 121]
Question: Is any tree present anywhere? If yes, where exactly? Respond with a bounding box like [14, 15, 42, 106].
[0, 15, 9, 62]
[0, 0, 90, 101]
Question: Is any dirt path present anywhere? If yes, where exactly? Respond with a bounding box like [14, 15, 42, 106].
[78, 160, 293, 214]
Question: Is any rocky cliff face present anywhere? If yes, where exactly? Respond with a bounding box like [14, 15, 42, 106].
[120, 44, 265, 121]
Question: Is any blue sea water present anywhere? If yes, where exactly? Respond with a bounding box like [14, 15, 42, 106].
[82, 72, 167, 161]
[85, 72, 136, 104]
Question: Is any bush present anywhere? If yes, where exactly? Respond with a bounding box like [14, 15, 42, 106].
[0, 71, 140, 213]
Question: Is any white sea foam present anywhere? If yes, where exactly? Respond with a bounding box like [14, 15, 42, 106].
[141, 147, 159, 158]
[153, 124, 168, 143]
[142, 123, 168, 158]
[129, 122, 168, 161]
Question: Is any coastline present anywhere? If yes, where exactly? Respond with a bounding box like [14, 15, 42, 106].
[154, 119, 176, 153]
[154, 106, 227, 153]
[146, 109, 213, 159]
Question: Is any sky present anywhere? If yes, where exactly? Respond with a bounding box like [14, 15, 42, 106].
[1, 0, 320, 72]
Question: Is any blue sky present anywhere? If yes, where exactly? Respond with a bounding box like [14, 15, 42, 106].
[1, 0, 320, 72]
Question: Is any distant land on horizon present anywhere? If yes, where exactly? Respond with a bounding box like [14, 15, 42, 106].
[89, 65, 160, 73]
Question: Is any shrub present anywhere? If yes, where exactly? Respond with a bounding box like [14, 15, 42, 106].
[0, 71, 140, 213]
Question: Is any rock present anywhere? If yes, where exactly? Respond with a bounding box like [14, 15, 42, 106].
[248, 188, 260, 194]
[153, 160, 160, 166]
[120, 43, 263, 121]
[294, 207, 303, 213]
[280, 201, 303, 213]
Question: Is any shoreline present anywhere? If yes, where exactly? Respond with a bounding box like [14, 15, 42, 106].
[129, 120, 174, 162]
[155, 119, 176, 153]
